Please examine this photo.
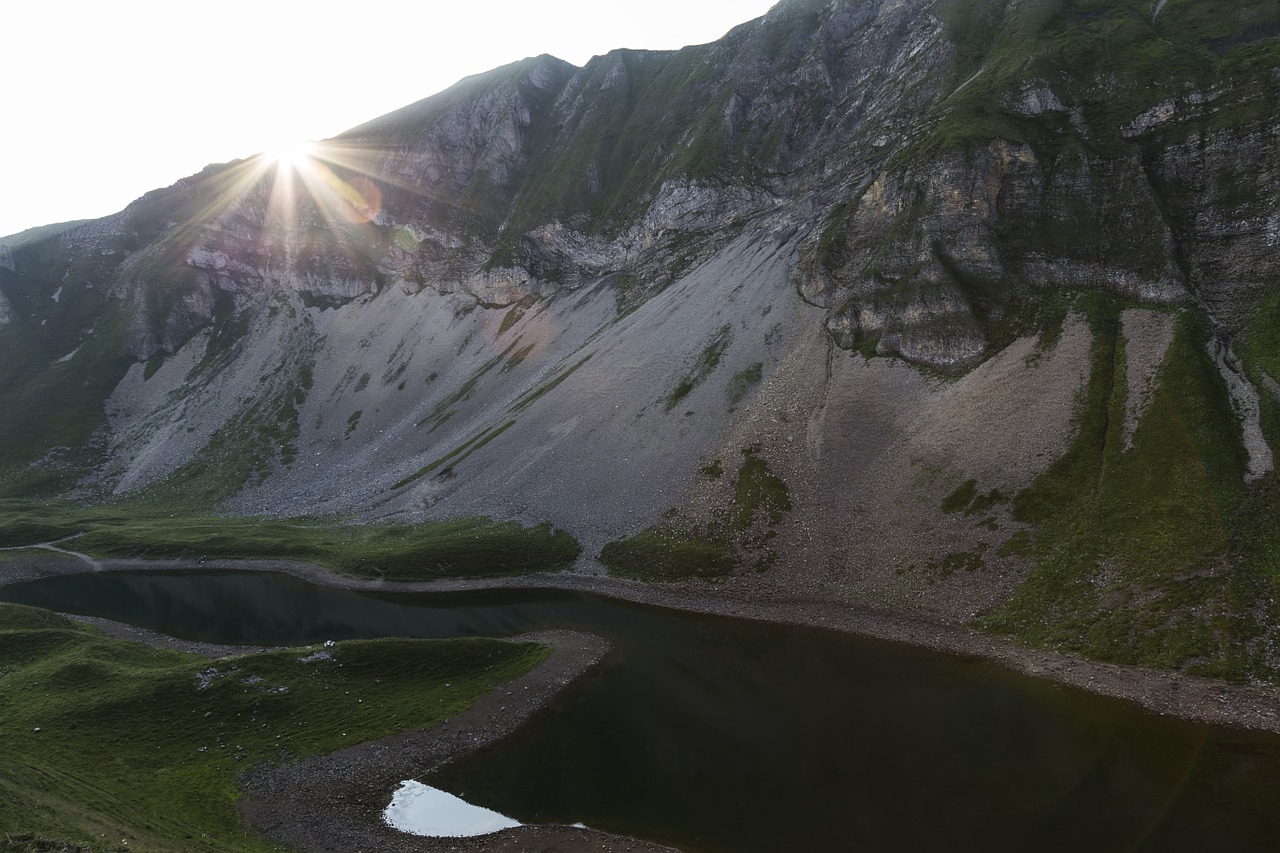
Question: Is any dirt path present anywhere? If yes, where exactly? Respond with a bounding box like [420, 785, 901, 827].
[0, 534, 102, 571]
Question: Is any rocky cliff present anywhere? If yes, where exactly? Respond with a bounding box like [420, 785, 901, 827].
[3, 0, 1280, 678]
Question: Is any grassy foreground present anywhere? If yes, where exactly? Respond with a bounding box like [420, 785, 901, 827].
[0, 603, 549, 852]
[0, 501, 579, 580]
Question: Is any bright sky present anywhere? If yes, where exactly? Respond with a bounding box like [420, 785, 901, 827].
[1, 0, 779, 239]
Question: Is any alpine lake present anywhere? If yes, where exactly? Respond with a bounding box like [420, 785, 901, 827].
[3, 569, 1279, 853]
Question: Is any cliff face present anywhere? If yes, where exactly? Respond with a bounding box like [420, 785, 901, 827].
[22, 0, 1273, 373]
[3, 0, 1280, 677]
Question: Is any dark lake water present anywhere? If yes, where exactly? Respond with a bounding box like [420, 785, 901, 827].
[3, 570, 1279, 852]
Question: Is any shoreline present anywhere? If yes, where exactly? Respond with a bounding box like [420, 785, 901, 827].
[5, 563, 675, 851]
[2, 550, 1280, 732]
[7, 550, 1280, 851]
[241, 628, 676, 853]
[4, 550, 1280, 738]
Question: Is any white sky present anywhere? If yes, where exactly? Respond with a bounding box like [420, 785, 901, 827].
[0, 0, 779, 239]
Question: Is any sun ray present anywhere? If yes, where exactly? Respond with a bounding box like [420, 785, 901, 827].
[266, 139, 318, 173]
[150, 135, 441, 303]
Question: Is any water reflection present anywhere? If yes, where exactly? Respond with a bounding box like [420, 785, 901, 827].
[2, 570, 1278, 852]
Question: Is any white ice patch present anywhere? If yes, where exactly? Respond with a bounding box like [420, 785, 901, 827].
[383, 781, 521, 838]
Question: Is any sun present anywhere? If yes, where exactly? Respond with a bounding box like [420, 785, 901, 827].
[265, 139, 317, 172]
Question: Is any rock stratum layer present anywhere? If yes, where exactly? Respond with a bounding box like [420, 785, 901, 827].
[3, 0, 1280, 679]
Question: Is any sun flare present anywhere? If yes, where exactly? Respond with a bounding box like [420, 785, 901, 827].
[266, 139, 317, 172]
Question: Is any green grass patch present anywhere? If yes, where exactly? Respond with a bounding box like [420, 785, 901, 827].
[599, 447, 792, 582]
[0, 602, 549, 852]
[599, 526, 734, 582]
[731, 450, 792, 532]
[1240, 286, 1280, 381]
[942, 478, 1010, 515]
[727, 362, 763, 409]
[942, 479, 978, 514]
[507, 354, 593, 415]
[664, 325, 733, 412]
[980, 298, 1264, 678]
[416, 351, 509, 430]
[924, 549, 987, 578]
[699, 460, 724, 479]
[997, 529, 1033, 558]
[501, 343, 536, 373]
[497, 306, 525, 337]
[391, 420, 517, 490]
[344, 410, 362, 439]
[0, 501, 579, 581]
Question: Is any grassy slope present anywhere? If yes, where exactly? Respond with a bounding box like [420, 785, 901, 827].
[0, 603, 549, 852]
[0, 239, 136, 496]
[0, 159, 271, 496]
[981, 296, 1280, 679]
[0, 501, 579, 581]
[928, 0, 1280, 155]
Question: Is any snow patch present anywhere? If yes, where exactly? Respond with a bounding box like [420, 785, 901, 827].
[383, 781, 521, 838]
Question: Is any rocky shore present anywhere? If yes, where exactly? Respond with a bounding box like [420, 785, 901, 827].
[5, 550, 1280, 851]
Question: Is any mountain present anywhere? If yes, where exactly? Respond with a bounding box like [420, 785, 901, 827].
[2, 0, 1280, 678]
